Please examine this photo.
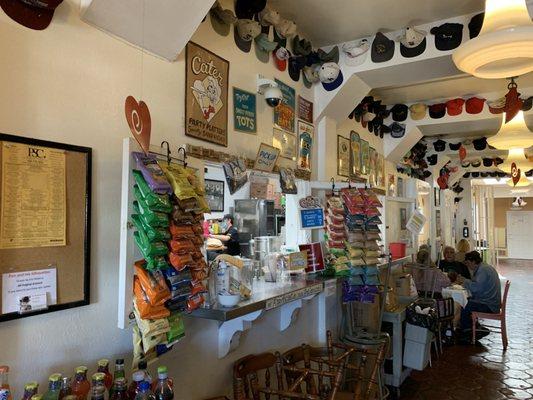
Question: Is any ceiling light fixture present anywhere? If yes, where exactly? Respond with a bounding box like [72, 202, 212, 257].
[498, 148, 533, 173]
[453, 0, 533, 79]
[487, 111, 533, 150]
[506, 175, 531, 187]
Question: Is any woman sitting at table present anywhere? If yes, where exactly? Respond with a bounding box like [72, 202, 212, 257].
[455, 239, 470, 263]
[411, 249, 454, 296]
[438, 246, 471, 279]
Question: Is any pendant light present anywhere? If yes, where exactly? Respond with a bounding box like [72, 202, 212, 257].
[453, 0, 533, 79]
[498, 148, 533, 173]
[507, 175, 531, 187]
[487, 111, 533, 150]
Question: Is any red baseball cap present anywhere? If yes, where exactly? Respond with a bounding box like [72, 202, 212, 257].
[466, 97, 485, 114]
[488, 97, 506, 114]
[446, 98, 465, 116]
[273, 46, 290, 71]
[0, 0, 62, 30]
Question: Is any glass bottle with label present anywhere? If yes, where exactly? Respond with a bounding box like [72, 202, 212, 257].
[90, 374, 107, 400]
[0, 366, 12, 400]
[72, 367, 90, 400]
[43, 374, 63, 400]
[21, 382, 38, 400]
[96, 361, 112, 391]
[59, 377, 72, 400]
[153, 367, 173, 400]
[109, 379, 127, 400]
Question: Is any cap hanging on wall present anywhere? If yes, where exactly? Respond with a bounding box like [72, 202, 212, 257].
[0, 0, 63, 30]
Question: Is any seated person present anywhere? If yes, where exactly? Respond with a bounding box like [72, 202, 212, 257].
[455, 239, 470, 263]
[458, 251, 501, 339]
[208, 214, 241, 256]
[410, 249, 453, 296]
[438, 246, 471, 279]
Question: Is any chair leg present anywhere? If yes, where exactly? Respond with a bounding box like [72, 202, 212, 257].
[501, 318, 508, 351]
[471, 315, 477, 345]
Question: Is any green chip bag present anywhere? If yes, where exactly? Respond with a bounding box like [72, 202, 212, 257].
[131, 214, 170, 242]
[133, 200, 169, 228]
[134, 231, 168, 258]
[167, 313, 185, 346]
[133, 184, 172, 213]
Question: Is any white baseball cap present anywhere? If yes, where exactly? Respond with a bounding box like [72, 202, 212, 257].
[258, 6, 280, 27]
[342, 39, 370, 66]
[274, 19, 297, 38]
[319, 62, 344, 91]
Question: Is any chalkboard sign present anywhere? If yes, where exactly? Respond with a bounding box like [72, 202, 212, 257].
[300, 208, 324, 229]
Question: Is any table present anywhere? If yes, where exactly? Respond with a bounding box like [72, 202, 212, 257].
[441, 286, 469, 308]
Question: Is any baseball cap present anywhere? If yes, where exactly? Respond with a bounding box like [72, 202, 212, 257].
[254, 32, 277, 63]
[488, 97, 506, 114]
[427, 154, 438, 165]
[429, 103, 446, 119]
[466, 97, 485, 114]
[234, 19, 261, 53]
[390, 122, 406, 138]
[274, 19, 297, 43]
[468, 13, 484, 39]
[288, 55, 306, 82]
[391, 104, 408, 122]
[471, 159, 481, 168]
[318, 46, 339, 63]
[521, 96, 533, 111]
[293, 35, 312, 56]
[397, 26, 427, 58]
[433, 139, 446, 152]
[449, 142, 461, 151]
[446, 98, 465, 116]
[258, 5, 280, 27]
[209, 1, 236, 36]
[430, 23, 463, 51]
[371, 32, 395, 63]
[1, 0, 63, 30]
[319, 62, 343, 91]
[483, 158, 493, 167]
[235, 0, 266, 19]
[303, 64, 320, 84]
[461, 160, 470, 168]
[273, 46, 290, 71]
[342, 39, 370, 66]
[472, 137, 487, 151]
[471, 171, 480, 178]
[409, 103, 427, 120]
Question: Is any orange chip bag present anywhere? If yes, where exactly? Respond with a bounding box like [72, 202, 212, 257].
[169, 252, 194, 271]
[133, 277, 170, 320]
[168, 239, 195, 254]
[169, 221, 195, 239]
[134, 261, 171, 306]
[191, 268, 208, 282]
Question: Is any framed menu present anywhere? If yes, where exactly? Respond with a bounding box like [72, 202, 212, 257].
[337, 135, 350, 177]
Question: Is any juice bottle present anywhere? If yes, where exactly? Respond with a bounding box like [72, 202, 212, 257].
[109, 379, 127, 400]
[72, 367, 90, 400]
[137, 362, 151, 387]
[59, 377, 72, 400]
[43, 374, 63, 400]
[127, 372, 144, 400]
[113, 360, 125, 382]
[96, 360, 113, 391]
[21, 382, 39, 400]
[0, 366, 11, 400]
[90, 374, 107, 400]
[133, 383, 154, 400]
[153, 367, 173, 400]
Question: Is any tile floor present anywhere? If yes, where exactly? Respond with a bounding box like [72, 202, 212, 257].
[400, 258, 533, 400]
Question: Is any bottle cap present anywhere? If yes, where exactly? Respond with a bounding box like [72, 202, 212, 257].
[92, 372, 106, 382]
[24, 382, 38, 391]
[132, 371, 145, 382]
[31, 395, 43, 400]
[97, 359, 109, 367]
[139, 381, 150, 392]
[75, 366, 88, 374]
[156, 366, 167, 374]
[49, 373, 62, 382]
[138, 361, 147, 370]
[115, 359, 124, 366]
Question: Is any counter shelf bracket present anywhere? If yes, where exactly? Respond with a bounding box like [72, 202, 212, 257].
[217, 309, 264, 358]
[278, 294, 319, 332]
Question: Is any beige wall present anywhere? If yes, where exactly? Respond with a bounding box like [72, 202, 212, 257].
[494, 198, 533, 227]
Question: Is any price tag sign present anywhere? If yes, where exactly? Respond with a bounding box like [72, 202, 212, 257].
[233, 88, 256, 133]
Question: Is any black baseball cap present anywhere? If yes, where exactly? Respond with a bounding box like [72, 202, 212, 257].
[522, 96, 533, 112]
[427, 154, 438, 165]
[433, 139, 446, 152]
[483, 158, 493, 167]
[391, 104, 408, 121]
[429, 103, 446, 119]
[473, 137, 487, 151]
[449, 142, 461, 151]
[400, 37, 426, 58]
[423, 170, 432, 179]
[371, 32, 395, 63]
[463, 173, 471, 178]
[0, 0, 63, 30]
[235, 0, 266, 19]
[390, 122, 405, 138]
[480, 172, 489, 178]
[454, 197, 462, 203]
[430, 23, 463, 51]
[288, 55, 306, 82]
[453, 185, 464, 193]
[468, 13, 484, 39]
[471, 171, 480, 178]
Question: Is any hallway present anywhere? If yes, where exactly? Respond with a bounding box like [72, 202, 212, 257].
[400, 259, 533, 400]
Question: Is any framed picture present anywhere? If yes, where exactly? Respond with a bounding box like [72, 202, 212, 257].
[272, 128, 297, 160]
[350, 131, 361, 175]
[368, 147, 377, 186]
[360, 139, 370, 175]
[204, 179, 224, 212]
[297, 121, 313, 172]
[397, 177, 404, 197]
[297, 96, 313, 123]
[233, 87, 256, 134]
[434, 187, 441, 207]
[400, 208, 407, 230]
[254, 143, 280, 172]
[435, 209, 442, 237]
[337, 135, 350, 177]
[185, 42, 229, 146]
[273, 79, 296, 133]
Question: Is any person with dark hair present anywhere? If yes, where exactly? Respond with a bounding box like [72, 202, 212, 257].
[209, 214, 241, 256]
[458, 251, 501, 341]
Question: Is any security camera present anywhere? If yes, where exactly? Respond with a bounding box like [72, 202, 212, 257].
[257, 75, 283, 108]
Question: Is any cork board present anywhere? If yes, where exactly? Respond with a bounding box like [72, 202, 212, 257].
[0, 133, 91, 322]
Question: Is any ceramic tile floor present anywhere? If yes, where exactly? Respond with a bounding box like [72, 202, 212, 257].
[400, 258, 533, 400]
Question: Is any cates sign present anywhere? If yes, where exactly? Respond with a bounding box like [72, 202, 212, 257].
[185, 42, 229, 147]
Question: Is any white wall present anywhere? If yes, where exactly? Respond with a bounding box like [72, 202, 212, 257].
[0, 0, 316, 397]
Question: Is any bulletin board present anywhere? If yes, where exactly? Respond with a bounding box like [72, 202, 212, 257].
[0, 133, 91, 322]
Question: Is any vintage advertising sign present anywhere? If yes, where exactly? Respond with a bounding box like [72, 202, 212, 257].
[337, 135, 350, 177]
[360, 139, 370, 175]
[297, 95, 313, 123]
[254, 143, 280, 172]
[350, 131, 361, 175]
[185, 42, 229, 146]
[297, 121, 313, 172]
[233, 87, 256, 133]
[272, 128, 297, 160]
[274, 79, 296, 132]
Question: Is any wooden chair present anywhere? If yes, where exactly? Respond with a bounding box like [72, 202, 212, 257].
[471, 280, 510, 350]
[233, 352, 281, 400]
[435, 297, 455, 351]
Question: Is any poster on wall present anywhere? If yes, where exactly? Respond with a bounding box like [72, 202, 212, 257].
[254, 143, 280, 172]
[297, 121, 313, 172]
[337, 136, 350, 177]
[360, 139, 370, 175]
[233, 87, 256, 134]
[369, 147, 377, 186]
[185, 42, 229, 147]
[376, 154, 385, 188]
[350, 131, 361, 176]
[204, 179, 224, 212]
[435, 209, 442, 237]
[272, 128, 297, 160]
[274, 79, 296, 133]
[297, 96, 313, 123]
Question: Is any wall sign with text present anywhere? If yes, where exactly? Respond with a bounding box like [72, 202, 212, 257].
[273, 79, 295, 133]
[297, 121, 313, 172]
[254, 143, 280, 172]
[233, 87, 256, 134]
[297, 96, 313, 123]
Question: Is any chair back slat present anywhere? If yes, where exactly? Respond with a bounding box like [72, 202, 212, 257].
[501, 280, 511, 314]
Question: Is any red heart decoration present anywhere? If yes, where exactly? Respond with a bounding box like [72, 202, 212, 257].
[459, 145, 466, 161]
[505, 86, 523, 123]
[511, 162, 521, 186]
[437, 174, 448, 190]
[125, 96, 151, 154]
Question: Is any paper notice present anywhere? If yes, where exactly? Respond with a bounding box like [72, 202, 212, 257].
[406, 209, 427, 235]
[2, 267, 57, 314]
[1, 141, 66, 248]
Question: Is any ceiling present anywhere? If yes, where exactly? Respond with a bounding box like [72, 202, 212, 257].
[269, 0, 484, 47]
